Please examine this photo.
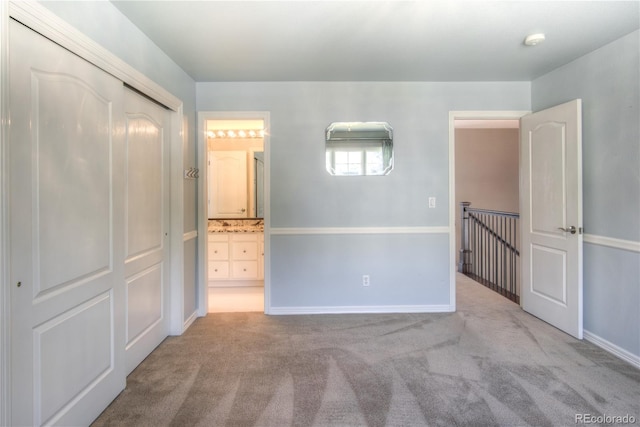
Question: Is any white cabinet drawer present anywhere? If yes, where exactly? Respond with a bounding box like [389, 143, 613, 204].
[208, 232, 263, 282]
[232, 261, 258, 279]
[231, 233, 258, 242]
[208, 242, 229, 260]
[208, 233, 229, 242]
[208, 261, 229, 279]
[232, 242, 257, 260]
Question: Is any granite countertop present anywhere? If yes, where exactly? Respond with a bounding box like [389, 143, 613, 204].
[208, 219, 264, 233]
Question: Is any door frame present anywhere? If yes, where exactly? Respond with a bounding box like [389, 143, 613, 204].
[196, 111, 271, 316]
[448, 110, 529, 310]
[0, 1, 9, 424]
[0, 2, 187, 423]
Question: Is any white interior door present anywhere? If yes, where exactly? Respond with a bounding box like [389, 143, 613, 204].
[9, 20, 126, 426]
[123, 89, 171, 374]
[208, 151, 248, 218]
[520, 99, 583, 339]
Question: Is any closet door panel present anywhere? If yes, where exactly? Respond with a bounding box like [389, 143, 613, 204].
[9, 20, 126, 427]
[123, 88, 171, 375]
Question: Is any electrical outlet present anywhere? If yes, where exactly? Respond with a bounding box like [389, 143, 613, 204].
[428, 197, 436, 208]
[362, 275, 370, 286]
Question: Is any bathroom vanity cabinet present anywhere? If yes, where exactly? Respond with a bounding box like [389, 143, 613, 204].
[208, 232, 264, 283]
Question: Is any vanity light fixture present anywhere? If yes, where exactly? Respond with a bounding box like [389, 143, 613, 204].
[524, 33, 545, 46]
[207, 129, 266, 139]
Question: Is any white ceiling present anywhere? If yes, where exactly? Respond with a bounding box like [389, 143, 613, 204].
[110, 1, 640, 82]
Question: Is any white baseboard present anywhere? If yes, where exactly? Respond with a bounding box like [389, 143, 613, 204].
[181, 310, 198, 334]
[268, 305, 454, 315]
[583, 330, 640, 369]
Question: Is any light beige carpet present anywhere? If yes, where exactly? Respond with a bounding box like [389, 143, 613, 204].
[92, 274, 640, 426]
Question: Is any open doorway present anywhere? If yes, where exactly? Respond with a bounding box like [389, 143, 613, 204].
[197, 112, 270, 313]
[449, 111, 528, 308]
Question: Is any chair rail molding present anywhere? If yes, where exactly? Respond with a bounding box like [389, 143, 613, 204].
[583, 233, 640, 253]
[270, 226, 449, 235]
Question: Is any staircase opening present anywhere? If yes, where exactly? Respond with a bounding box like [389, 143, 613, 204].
[454, 118, 521, 303]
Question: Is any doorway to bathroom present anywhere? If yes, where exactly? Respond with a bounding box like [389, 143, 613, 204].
[197, 112, 270, 313]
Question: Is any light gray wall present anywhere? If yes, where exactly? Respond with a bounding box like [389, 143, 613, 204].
[455, 128, 520, 214]
[38, 1, 200, 324]
[197, 82, 530, 309]
[532, 30, 640, 358]
[454, 128, 520, 262]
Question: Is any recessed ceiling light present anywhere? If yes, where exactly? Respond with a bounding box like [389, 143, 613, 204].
[524, 33, 545, 46]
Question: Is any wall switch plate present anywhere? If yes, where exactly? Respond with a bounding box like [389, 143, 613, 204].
[362, 275, 370, 286]
[428, 197, 436, 208]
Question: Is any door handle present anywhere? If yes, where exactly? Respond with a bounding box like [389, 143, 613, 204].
[558, 226, 577, 235]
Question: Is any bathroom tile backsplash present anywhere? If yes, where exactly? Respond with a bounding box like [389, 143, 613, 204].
[208, 219, 264, 233]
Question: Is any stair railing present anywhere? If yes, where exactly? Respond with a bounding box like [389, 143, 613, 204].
[458, 202, 520, 303]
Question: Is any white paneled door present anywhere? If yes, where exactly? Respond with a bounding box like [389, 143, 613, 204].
[208, 151, 248, 218]
[123, 89, 171, 374]
[9, 20, 126, 426]
[520, 99, 583, 339]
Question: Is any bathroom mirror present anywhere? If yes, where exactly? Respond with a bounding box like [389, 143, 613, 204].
[325, 122, 393, 176]
[205, 117, 265, 219]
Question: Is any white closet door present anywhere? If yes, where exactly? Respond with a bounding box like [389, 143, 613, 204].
[9, 20, 126, 426]
[123, 88, 171, 374]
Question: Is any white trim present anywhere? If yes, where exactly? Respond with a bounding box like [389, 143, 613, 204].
[8, 1, 181, 112]
[584, 330, 640, 370]
[182, 310, 198, 332]
[269, 305, 454, 315]
[0, 0, 9, 423]
[169, 106, 186, 335]
[197, 111, 271, 316]
[270, 226, 449, 235]
[183, 230, 198, 242]
[584, 234, 640, 253]
[448, 110, 530, 314]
